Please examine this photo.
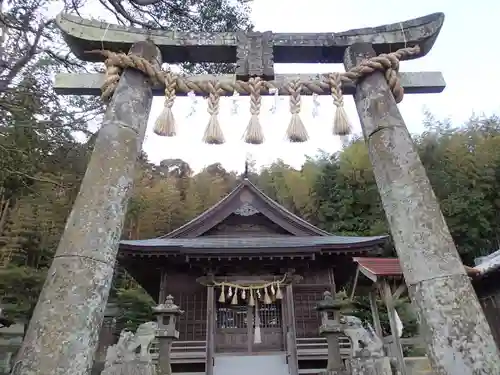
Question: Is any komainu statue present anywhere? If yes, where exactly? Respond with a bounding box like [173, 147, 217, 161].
[127, 321, 158, 359]
[340, 315, 384, 358]
[102, 321, 158, 373]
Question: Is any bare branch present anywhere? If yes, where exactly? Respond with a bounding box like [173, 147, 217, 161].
[129, 0, 161, 5]
[0, 19, 53, 93]
[3, 168, 63, 187]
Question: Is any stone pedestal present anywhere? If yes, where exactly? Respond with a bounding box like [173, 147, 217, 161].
[319, 324, 346, 373]
[101, 359, 155, 375]
[349, 351, 391, 375]
[319, 371, 349, 375]
[157, 337, 174, 375]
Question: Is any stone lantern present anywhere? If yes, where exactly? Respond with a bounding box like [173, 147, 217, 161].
[315, 291, 351, 375]
[153, 295, 184, 375]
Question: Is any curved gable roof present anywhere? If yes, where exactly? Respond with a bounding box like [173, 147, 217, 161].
[162, 178, 331, 238]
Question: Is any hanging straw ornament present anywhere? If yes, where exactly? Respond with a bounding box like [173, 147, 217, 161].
[269, 87, 279, 114]
[231, 288, 239, 305]
[254, 299, 262, 344]
[231, 90, 240, 115]
[329, 73, 352, 136]
[219, 285, 226, 303]
[264, 287, 272, 304]
[202, 81, 225, 144]
[154, 71, 177, 137]
[243, 77, 264, 144]
[286, 80, 309, 142]
[241, 289, 246, 300]
[186, 90, 198, 118]
[275, 283, 283, 300]
[248, 291, 255, 306]
[312, 92, 321, 118]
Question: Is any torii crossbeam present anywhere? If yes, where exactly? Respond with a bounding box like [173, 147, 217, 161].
[12, 11, 500, 375]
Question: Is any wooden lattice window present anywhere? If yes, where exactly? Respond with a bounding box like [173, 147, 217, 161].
[258, 303, 282, 328]
[171, 289, 207, 341]
[216, 304, 248, 328]
[293, 286, 324, 338]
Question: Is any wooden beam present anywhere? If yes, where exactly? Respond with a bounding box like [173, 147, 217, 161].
[381, 280, 407, 375]
[285, 284, 299, 375]
[158, 269, 168, 303]
[392, 283, 407, 300]
[368, 289, 383, 339]
[205, 285, 215, 375]
[349, 267, 360, 300]
[54, 71, 446, 96]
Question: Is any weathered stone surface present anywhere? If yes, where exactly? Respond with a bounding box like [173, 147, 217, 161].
[235, 31, 274, 80]
[158, 339, 174, 375]
[11, 41, 161, 375]
[54, 71, 446, 97]
[350, 356, 391, 375]
[101, 360, 155, 375]
[343, 42, 500, 374]
[56, 12, 444, 64]
[409, 274, 500, 374]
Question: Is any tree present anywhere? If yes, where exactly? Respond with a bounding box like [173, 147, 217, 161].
[114, 287, 155, 332]
[314, 140, 388, 237]
[0, 0, 253, 323]
[0, 266, 46, 323]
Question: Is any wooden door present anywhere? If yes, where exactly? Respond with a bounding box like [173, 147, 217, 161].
[252, 301, 284, 352]
[214, 301, 284, 353]
[215, 303, 250, 353]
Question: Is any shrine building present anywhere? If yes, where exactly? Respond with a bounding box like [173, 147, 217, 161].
[102, 178, 389, 375]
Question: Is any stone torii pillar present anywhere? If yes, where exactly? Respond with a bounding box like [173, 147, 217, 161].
[11, 41, 161, 375]
[343, 43, 500, 374]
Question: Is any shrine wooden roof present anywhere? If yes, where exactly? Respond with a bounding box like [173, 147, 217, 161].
[120, 235, 387, 251]
[118, 179, 389, 256]
[117, 179, 392, 299]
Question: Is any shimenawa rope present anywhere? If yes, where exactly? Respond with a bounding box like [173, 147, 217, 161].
[89, 45, 420, 144]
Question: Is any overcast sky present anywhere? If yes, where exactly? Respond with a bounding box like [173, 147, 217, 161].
[83, 0, 500, 172]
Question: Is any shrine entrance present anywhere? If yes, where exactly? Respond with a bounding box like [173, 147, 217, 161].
[214, 300, 284, 353]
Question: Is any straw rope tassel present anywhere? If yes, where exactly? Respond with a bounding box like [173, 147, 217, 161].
[286, 80, 308, 142]
[254, 298, 262, 344]
[218, 285, 226, 303]
[329, 73, 352, 136]
[203, 81, 225, 144]
[243, 77, 265, 144]
[248, 291, 255, 306]
[264, 287, 272, 304]
[154, 71, 177, 137]
[275, 284, 283, 300]
[231, 288, 239, 305]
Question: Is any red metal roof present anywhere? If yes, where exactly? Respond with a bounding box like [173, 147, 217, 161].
[353, 257, 402, 277]
[353, 257, 480, 279]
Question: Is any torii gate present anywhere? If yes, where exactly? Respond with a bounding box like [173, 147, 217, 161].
[11, 11, 500, 375]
